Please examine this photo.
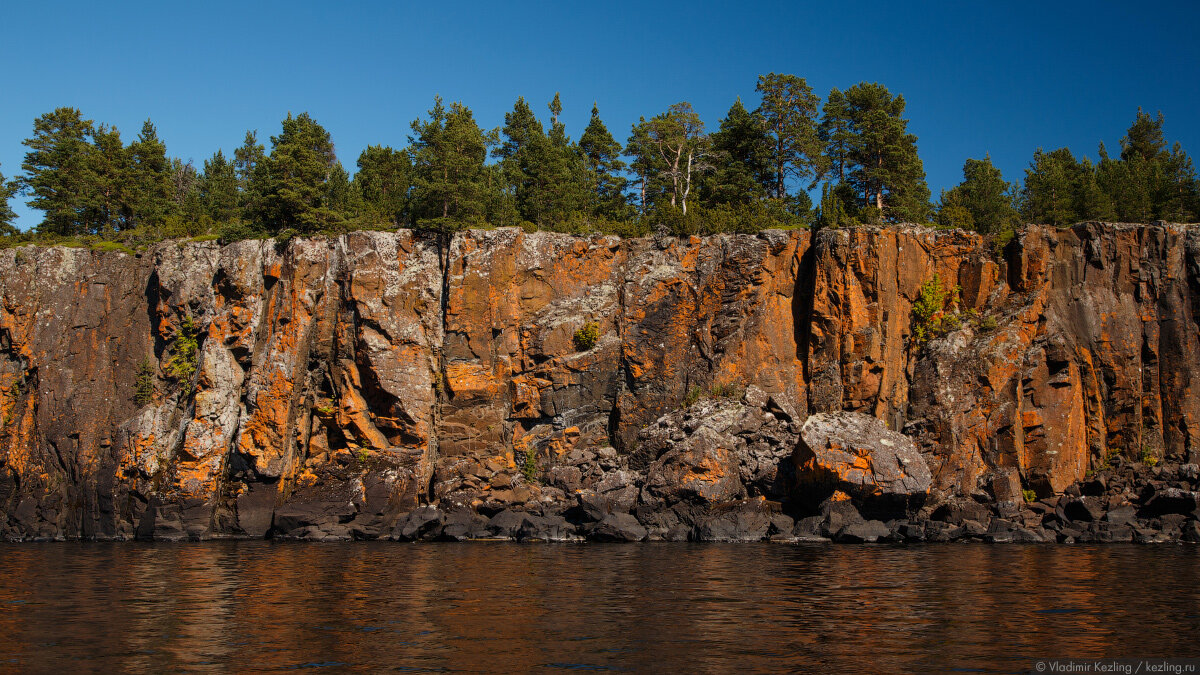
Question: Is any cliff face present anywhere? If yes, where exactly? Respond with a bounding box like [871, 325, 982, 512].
[0, 223, 1196, 540]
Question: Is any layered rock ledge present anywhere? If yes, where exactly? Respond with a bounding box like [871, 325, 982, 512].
[1, 222, 1198, 542]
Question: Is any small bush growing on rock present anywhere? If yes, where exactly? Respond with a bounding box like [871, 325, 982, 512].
[165, 315, 200, 394]
[910, 274, 962, 345]
[521, 447, 539, 483]
[1140, 446, 1159, 467]
[682, 385, 704, 408]
[133, 359, 155, 405]
[572, 322, 599, 351]
[710, 382, 742, 399]
[1022, 489, 1037, 503]
[978, 316, 998, 332]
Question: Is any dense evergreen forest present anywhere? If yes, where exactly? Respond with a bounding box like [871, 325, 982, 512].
[1, 73, 1197, 251]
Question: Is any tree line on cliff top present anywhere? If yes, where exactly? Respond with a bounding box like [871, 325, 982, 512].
[1, 74, 1197, 250]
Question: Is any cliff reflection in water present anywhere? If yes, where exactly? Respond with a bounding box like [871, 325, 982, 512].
[0, 543, 1198, 672]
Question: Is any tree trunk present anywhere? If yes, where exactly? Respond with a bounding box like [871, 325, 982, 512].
[682, 150, 693, 216]
[875, 154, 884, 210]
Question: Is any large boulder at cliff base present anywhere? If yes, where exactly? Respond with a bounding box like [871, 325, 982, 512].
[792, 411, 931, 515]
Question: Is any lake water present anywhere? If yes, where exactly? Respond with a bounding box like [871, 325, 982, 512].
[0, 543, 1197, 672]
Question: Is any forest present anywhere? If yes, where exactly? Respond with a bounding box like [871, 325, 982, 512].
[0, 73, 1197, 252]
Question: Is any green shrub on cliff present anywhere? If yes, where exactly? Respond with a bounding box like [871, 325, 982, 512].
[165, 314, 200, 394]
[910, 274, 961, 345]
[133, 359, 155, 405]
[521, 447, 539, 483]
[573, 322, 600, 351]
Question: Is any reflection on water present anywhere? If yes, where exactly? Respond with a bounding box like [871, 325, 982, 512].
[0, 543, 1197, 672]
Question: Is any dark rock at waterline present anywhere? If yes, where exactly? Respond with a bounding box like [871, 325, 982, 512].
[587, 512, 647, 542]
[438, 508, 490, 541]
[391, 506, 444, 541]
[692, 499, 782, 542]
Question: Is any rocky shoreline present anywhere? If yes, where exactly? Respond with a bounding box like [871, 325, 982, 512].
[331, 393, 1200, 545]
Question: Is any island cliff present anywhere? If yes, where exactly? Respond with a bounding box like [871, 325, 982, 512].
[2, 222, 1198, 543]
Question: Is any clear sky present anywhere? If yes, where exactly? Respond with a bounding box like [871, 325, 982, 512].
[2, 1, 1198, 229]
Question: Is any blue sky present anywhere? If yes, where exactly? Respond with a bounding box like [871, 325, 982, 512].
[2, 1, 1198, 229]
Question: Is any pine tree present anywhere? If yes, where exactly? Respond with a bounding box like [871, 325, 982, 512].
[1096, 110, 1199, 223]
[200, 150, 239, 224]
[578, 103, 629, 218]
[938, 156, 1018, 234]
[249, 112, 341, 232]
[526, 93, 588, 227]
[1022, 146, 1089, 224]
[1120, 108, 1167, 163]
[494, 96, 545, 225]
[233, 130, 265, 221]
[85, 124, 133, 234]
[0, 167, 17, 235]
[705, 98, 773, 206]
[625, 118, 662, 214]
[170, 158, 204, 226]
[126, 119, 172, 227]
[18, 108, 96, 236]
[408, 96, 494, 229]
[354, 145, 410, 226]
[642, 102, 710, 215]
[820, 88, 853, 183]
[841, 82, 931, 222]
[755, 73, 822, 200]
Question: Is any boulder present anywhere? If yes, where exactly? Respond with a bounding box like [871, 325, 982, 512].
[588, 512, 647, 542]
[390, 506, 444, 541]
[792, 411, 931, 514]
[438, 508, 490, 541]
[636, 394, 800, 509]
[692, 499, 774, 542]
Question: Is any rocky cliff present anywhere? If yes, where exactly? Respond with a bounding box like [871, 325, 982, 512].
[1, 222, 1198, 541]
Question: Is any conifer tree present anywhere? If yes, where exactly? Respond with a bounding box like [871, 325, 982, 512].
[1096, 110, 1199, 223]
[755, 73, 821, 200]
[354, 145, 410, 226]
[200, 150, 239, 224]
[1021, 148, 1077, 226]
[814, 182, 855, 230]
[408, 96, 494, 229]
[841, 82, 931, 222]
[526, 93, 588, 227]
[0, 166, 17, 235]
[494, 96, 545, 224]
[820, 88, 853, 183]
[624, 118, 662, 214]
[249, 113, 341, 232]
[126, 119, 172, 227]
[578, 103, 629, 218]
[938, 156, 1017, 234]
[18, 107, 96, 235]
[705, 98, 773, 206]
[325, 161, 356, 225]
[233, 130, 265, 221]
[85, 124, 130, 233]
